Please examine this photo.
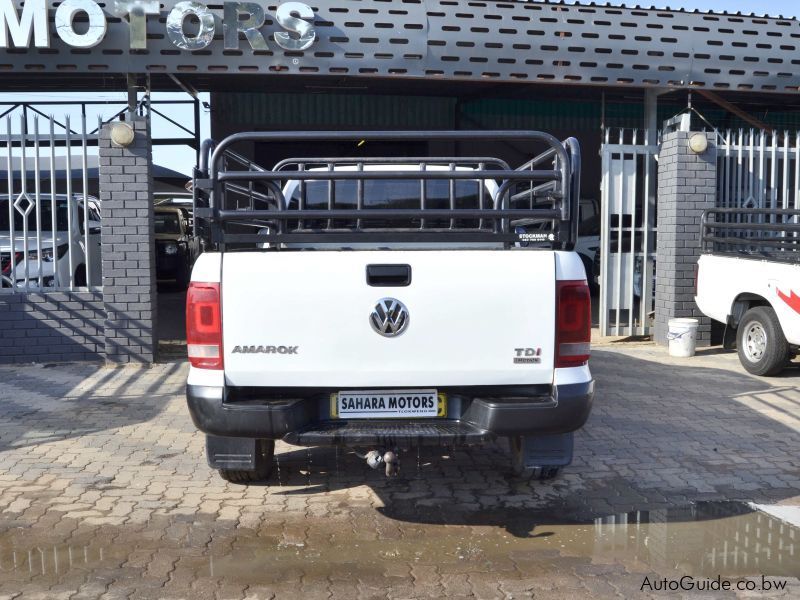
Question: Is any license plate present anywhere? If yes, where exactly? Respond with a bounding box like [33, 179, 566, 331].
[332, 389, 445, 419]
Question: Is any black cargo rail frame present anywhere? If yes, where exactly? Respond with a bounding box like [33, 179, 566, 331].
[701, 208, 800, 264]
[193, 130, 581, 250]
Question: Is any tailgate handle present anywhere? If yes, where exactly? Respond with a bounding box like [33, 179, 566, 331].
[366, 264, 411, 287]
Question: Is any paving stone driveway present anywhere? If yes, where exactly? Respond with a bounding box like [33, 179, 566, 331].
[0, 345, 798, 599]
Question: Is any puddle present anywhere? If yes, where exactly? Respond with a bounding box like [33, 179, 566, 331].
[0, 501, 797, 593]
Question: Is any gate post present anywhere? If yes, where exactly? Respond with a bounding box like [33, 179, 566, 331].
[99, 117, 158, 364]
[654, 131, 716, 347]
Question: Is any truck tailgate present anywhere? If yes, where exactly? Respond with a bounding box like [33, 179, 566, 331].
[221, 250, 556, 387]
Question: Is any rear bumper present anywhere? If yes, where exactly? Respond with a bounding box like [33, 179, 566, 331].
[186, 381, 594, 446]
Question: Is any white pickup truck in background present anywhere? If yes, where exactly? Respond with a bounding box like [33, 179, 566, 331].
[186, 131, 594, 483]
[1, 194, 102, 289]
[696, 208, 799, 375]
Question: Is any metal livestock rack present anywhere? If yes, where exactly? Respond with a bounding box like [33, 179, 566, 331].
[701, 208, 800, 263]
[192, 130, 580, 250]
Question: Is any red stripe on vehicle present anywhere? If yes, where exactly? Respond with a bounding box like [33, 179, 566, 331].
[777, 288, 800, 315]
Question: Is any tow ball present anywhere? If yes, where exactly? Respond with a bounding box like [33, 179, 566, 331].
[364, 450, 400, 477]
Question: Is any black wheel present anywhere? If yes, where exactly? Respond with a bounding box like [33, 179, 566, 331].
[175, 260, 191, 290]
[217, 439, 275, 484]
[74, 265, 87, 287]
[509, 436, 562, 481]
[737, 306, 790, 376]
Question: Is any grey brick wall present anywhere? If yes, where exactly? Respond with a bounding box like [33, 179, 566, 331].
[654, 131, 716, 346]
[0, 292, 105, 363]
[99, 118, 158, 364]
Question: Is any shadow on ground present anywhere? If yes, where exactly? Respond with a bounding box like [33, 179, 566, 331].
[0, 361, 184, 453]
[259, 348, 799, 535]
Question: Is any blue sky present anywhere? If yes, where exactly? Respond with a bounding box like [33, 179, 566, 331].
[591, 1, 795, 17]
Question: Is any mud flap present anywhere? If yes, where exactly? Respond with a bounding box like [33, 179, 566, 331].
[205, 435, 258, 470]
[723, 323, 737, 350]
[516, 432, 574, 467]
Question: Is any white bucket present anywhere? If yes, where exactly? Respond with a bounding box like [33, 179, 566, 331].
[667, 318, 699, 357]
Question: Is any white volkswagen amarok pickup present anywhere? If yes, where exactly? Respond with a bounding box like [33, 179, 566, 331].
[185, 131, 594, 483]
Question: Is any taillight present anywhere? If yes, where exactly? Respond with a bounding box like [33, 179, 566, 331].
[555, 280, 591, 368]
[186, 281, 223, 370]
[1, 252, 22, 275]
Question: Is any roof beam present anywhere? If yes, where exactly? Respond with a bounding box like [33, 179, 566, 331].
[695, 89, 774, 133]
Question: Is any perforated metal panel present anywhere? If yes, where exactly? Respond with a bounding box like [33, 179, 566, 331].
[1, 1, 800, 93]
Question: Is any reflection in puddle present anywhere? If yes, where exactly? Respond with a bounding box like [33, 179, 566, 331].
[0, 542, 105, 576]
[592, 503, 797, 578]
[0, 502, 797, 590]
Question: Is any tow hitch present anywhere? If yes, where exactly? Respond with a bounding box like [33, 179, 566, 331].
[363, 449, 400, 477]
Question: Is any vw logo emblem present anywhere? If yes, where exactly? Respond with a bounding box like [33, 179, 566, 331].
[369, 298, 409, 337]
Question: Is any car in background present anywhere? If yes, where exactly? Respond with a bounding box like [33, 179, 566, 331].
[154, 205, 199, 289]
[575, 199, 600, 292]
[1, 194, 101, 289]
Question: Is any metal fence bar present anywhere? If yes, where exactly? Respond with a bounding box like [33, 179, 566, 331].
[64, 116, 74, 289]
[782, 131, 789, 212]
[758, 130, 766, 209]
[4, 120, 13, 288]
[628, 129, 638, 335]
[33, 117, 42, 289]
[599, 132, 611, 337]
[640, 128, 653, 337]
[81, 113, 90, 288]
[49, 118, 58, 288]
[19, 114, 32, 288]
[639, 130, 658, 335]
[614, 129, 624, 335]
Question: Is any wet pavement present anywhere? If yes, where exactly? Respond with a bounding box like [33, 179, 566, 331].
[0, 345, 798, 598]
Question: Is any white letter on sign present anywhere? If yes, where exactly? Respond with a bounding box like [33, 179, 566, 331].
[274, 2, 315, 51]
[55, 0, 108, 48]
[0, 0, 49, 48]
[223, 2, 268, 51]
[109, 0, 160, 50]
[167, 1, 216, 51]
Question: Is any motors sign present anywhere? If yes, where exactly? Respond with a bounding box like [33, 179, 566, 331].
[0, 0, 315, 51]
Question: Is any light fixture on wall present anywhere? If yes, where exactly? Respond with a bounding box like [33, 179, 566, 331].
[688, 133, 708, 154]
[110, 122, 135, 147]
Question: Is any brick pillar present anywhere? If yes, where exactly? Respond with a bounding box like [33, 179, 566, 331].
[99, 118, 158, 364]
[654, 131, 716, 347]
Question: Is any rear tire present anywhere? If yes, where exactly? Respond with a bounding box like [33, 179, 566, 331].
[74, 265, 87, 287]
[175, 260, 190, 290]
[217, 439, 275, 484]
[737, 306, 790, 376]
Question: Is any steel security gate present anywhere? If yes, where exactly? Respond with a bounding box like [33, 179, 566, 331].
[1, 113, 100, 291]
[717, 129, 800, 212]
[599, 129, 658, 337]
